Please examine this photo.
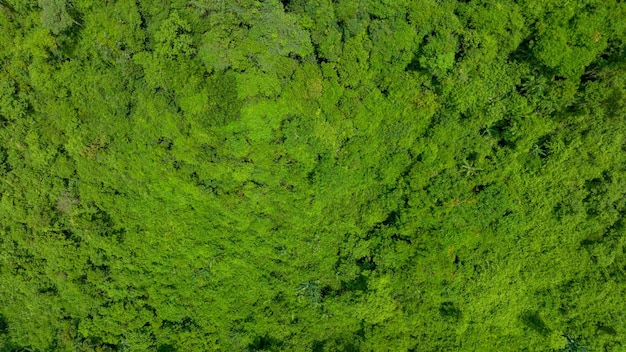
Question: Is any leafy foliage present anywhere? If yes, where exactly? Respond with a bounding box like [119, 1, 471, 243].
[0, 0, 625, 351]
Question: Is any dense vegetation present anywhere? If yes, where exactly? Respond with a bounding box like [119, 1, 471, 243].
[1, 0, 625, 350]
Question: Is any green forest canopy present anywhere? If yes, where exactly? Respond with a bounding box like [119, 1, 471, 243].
[1, 0, 625, 350]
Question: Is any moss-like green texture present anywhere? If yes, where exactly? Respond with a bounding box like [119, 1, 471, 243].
[0, 0, 625, 350]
